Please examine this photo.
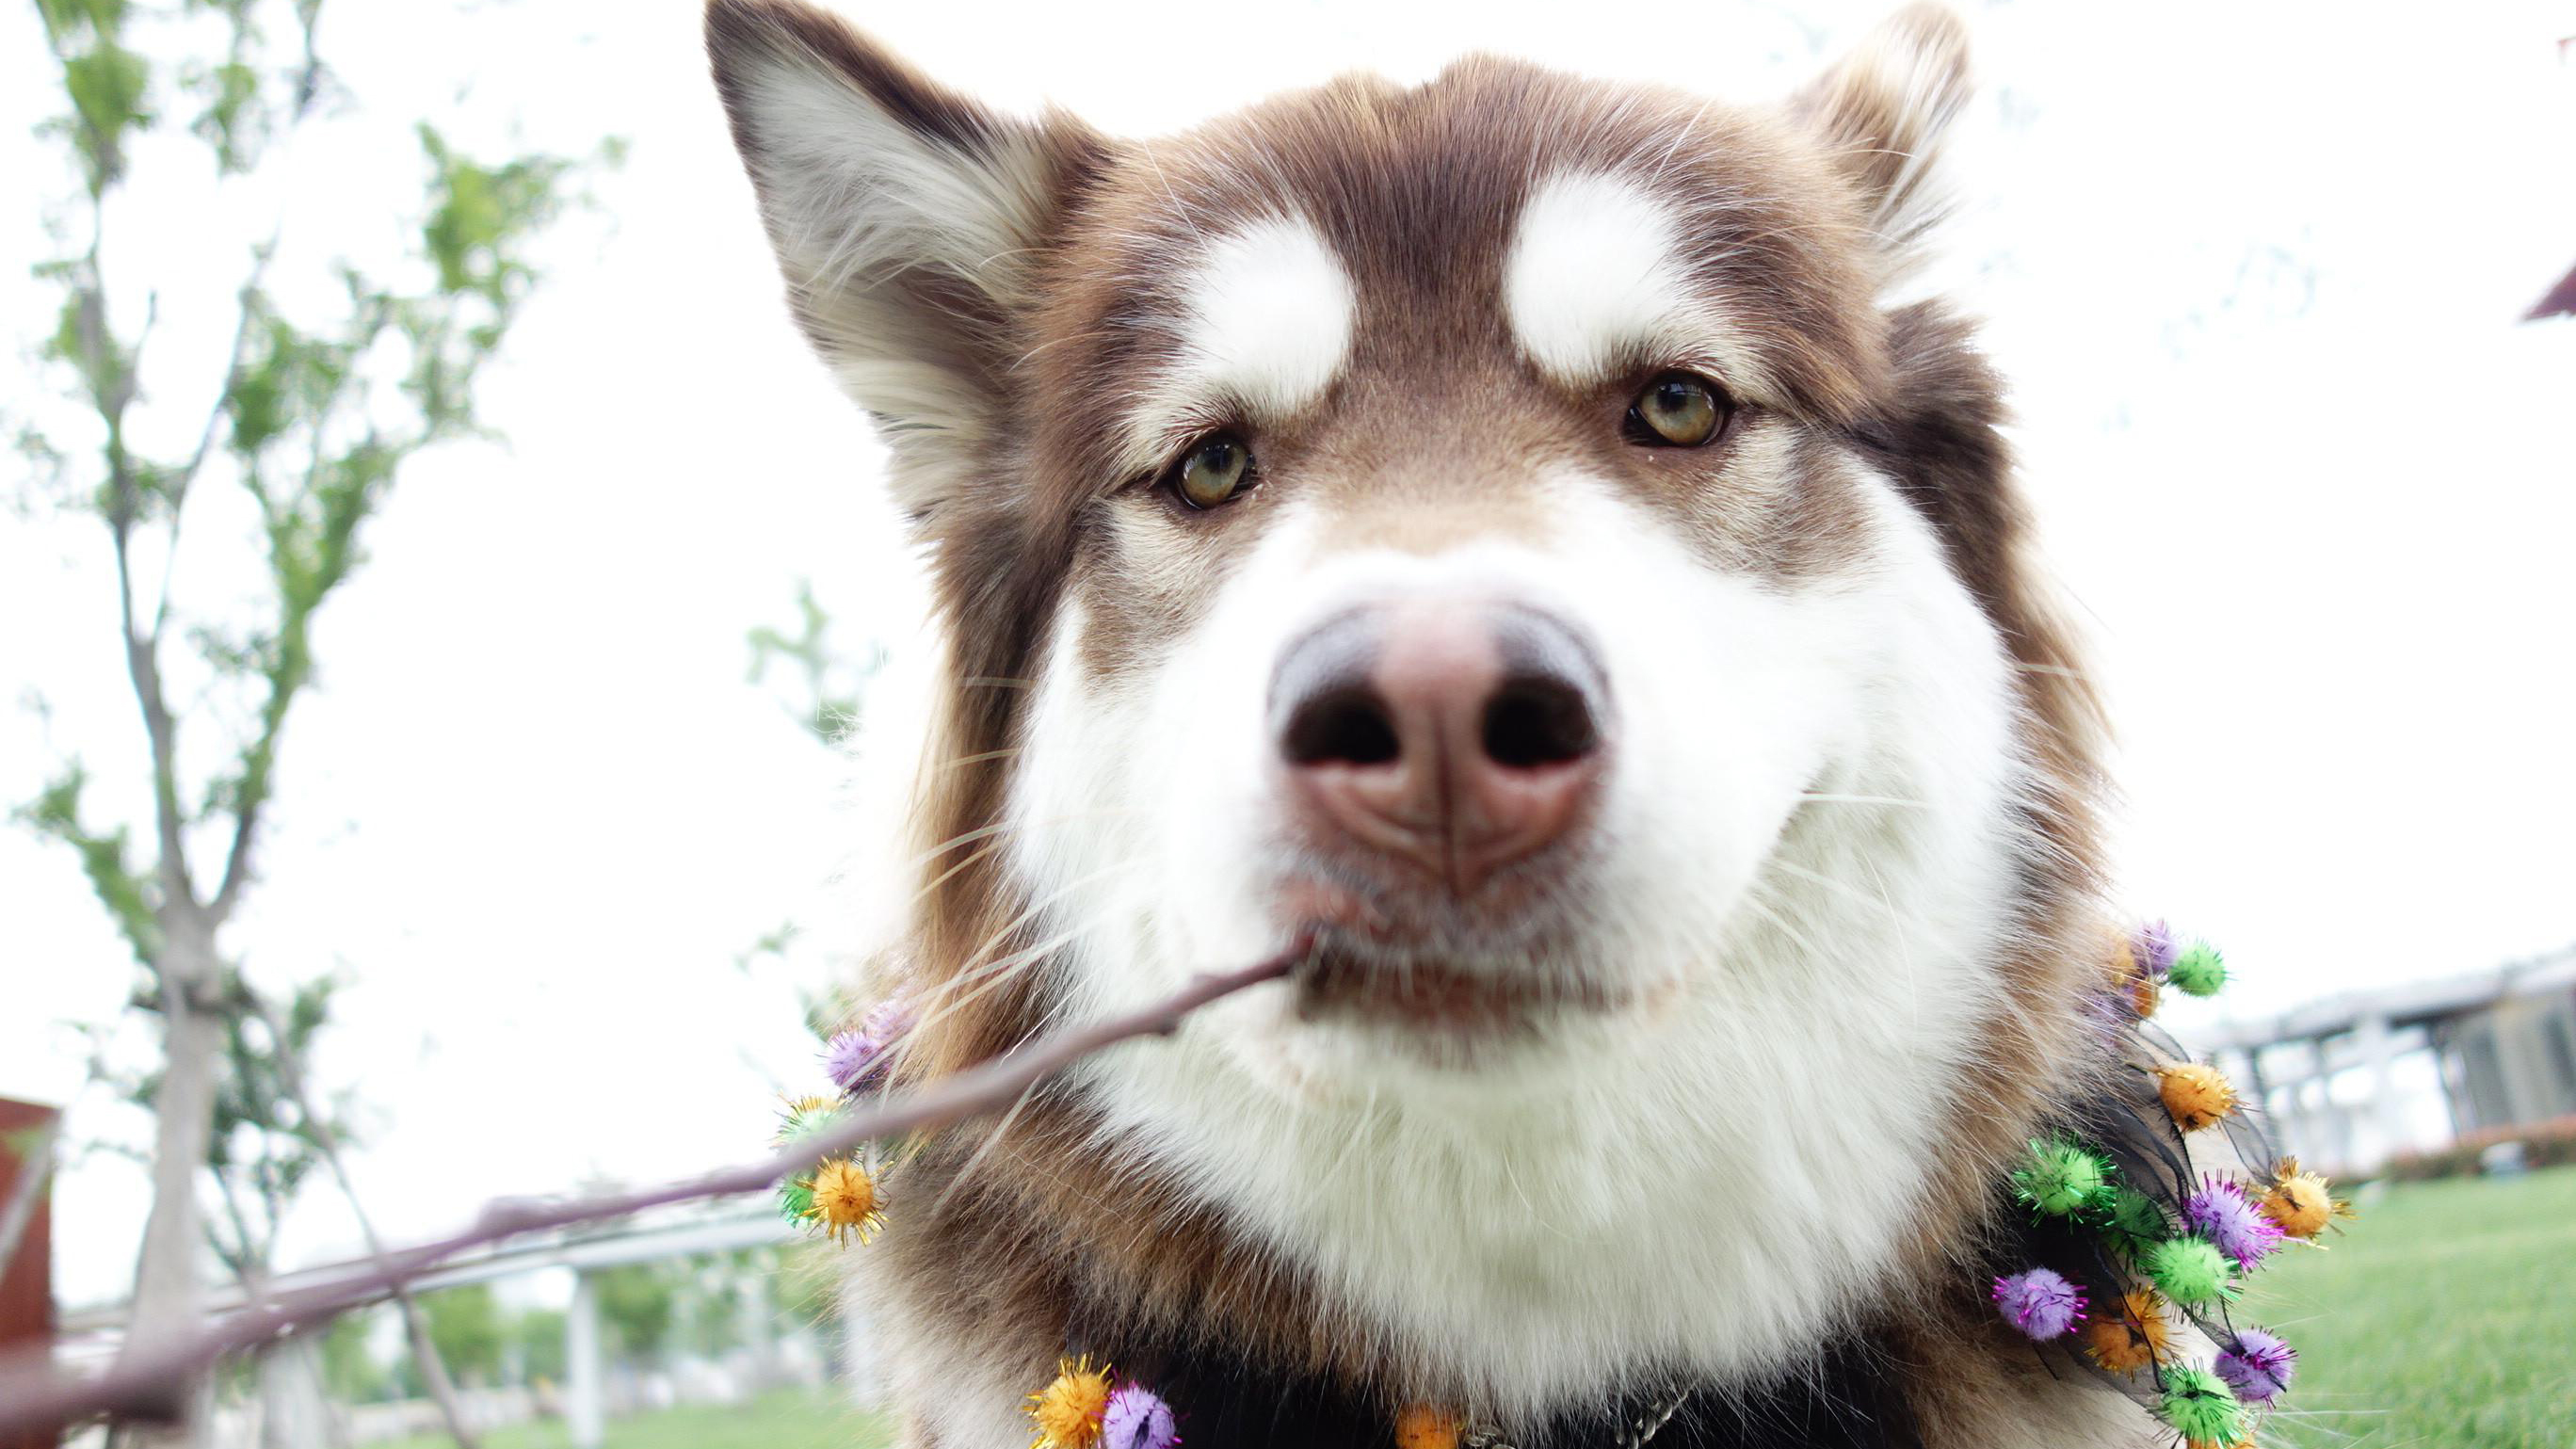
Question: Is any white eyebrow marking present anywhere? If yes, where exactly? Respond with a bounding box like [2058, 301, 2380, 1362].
[1504, 171, 1770, 397]
[1181, 215, 1355, 417]
[1120, 215, 1355, 475]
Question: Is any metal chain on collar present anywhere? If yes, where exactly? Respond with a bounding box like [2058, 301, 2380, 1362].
[1460, 1388, 1692, 1449]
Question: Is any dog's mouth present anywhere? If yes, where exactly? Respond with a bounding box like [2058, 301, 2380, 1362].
[1286, 936, 1624, 1038]
[1266, 867, 1627, 1038]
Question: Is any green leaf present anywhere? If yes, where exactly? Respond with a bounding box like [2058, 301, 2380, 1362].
[417, 123, 572, 303]
[189, 58, 266, 173]
[58, 36, 153, 192]
[18, 765, 161, 966]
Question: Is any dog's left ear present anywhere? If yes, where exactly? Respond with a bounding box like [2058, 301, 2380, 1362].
[706, 0, 1104, 521]
[1791, 4, 1972, 256]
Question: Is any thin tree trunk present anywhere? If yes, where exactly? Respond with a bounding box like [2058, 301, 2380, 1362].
[388, 1284, 481, 1446]
[255, 997, 483, 1449]
[256, 1333, 333, 1449]
[122, 916, 225, 1447]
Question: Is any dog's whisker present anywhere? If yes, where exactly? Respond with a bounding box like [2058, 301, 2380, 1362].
[858, 855, 1145, 1081]
[947, 856, 1146, 982]
[1740, 894, 1832, 969]
[1770, 860, 1927, 930]
[880, 911, 1119, 1076]
[935, 747, 1022, 770]
[928, 1058, 1051, 1218]
[901, 805, 1143, 873]
[906, 836, 1006, 914]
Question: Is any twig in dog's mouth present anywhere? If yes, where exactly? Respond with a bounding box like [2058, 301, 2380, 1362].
[0, 937, 1312, 1439]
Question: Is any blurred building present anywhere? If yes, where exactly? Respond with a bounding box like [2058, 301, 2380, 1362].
[0, 1096, 58, 1449]
[2199, 944, 2576, 1172]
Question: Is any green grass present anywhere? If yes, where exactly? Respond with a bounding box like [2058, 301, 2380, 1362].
[379, 1172, 2576, 1449]
[374, 1389, 892, 1449]
[2249, 1165, 2576, 1449]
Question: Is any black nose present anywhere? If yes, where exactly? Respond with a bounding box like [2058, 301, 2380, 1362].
[1270, 602, 1608, 895]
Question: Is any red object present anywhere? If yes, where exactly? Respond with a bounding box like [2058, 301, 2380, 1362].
[0, 1097, 59, 1449]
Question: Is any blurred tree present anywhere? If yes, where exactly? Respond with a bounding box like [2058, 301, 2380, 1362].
[511, 1307, 567, 1386]
[747, 581, 878, 747]
[770, 1240, 849, 1381]
[194, 979, 341, 1287]
[419, 1284, 506, 1386]
[315, 1309, 390, 1404]
[742, 587, 882, 1045]
[680, 1247, 777, 1360]
[591, 1262, 676, 1367]
[16, 1, 606, 1442]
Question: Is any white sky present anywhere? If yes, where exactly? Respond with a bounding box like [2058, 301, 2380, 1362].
[3, 0, 2572, 1306]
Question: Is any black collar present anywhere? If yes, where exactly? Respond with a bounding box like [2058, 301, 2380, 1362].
[1061, 1328, 1924, 1449]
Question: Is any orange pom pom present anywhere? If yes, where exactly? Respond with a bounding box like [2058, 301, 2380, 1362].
[2081, 1288, 2173, 1375]
[2155, 1062, 2238, 1133]
[1393, 1405, 1462, 1449]
[2101, 931, 2141, 988]
[2101, 932, 2160, 1018]
[2259, 1156, 2355, 1240]
[802, 1158, 885, 1246]
[1026, 1357, 1113, 1449]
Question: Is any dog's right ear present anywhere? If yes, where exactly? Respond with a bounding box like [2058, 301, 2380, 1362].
[1789, 4, 1971, 267]
[706, 0, 1103, 520]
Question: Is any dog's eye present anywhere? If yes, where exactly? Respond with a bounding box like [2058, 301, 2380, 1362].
[1168, 433, 1255, 509]
[1626, 372, 1730, 448]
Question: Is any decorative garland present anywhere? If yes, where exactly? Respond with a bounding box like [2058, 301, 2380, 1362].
[1983, 921, 2354, 1449]
[765, 921, 2355, 1449]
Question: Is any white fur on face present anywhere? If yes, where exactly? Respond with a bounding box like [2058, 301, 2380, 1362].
[1121, 215, 1357, 475]
[1503, 171, 1777, 404]
[1004, 447, 2032, 1413]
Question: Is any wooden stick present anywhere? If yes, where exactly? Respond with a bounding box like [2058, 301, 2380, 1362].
[0, 943, 1302, 1435]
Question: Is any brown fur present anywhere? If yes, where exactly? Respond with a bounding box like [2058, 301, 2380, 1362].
[709, 2, 2127, 1441]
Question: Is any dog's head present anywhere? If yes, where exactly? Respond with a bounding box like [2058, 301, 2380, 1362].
[714, 0, 2104, 1405]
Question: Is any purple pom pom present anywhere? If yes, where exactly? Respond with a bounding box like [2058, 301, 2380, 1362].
[2083, 986, 2133, 1044]
[1991, 1267, 2086, 1341]
[2133, 920, 2178, 978]
[2214, 1327, 2297, 1404]
[862, 993, 916, 1044]
[824, 994, 919, 1094]
[2185, 1176, 2285, 1270]
[822, 1029, 878, 1092]
[1101, 1383, 1180, 1449]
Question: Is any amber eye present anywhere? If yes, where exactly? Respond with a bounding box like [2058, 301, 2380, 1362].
[1168, 433, 1255, 509]
[1627, 372, 1730, 447]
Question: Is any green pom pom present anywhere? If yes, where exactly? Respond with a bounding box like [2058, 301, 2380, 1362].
[776, 1178, 815, 1227]
[773, 1100, 839, 1149]
[2145, 1235, 2239, 1306]
[2104, 1184, 2170, 1256]
[2160, 1363, 2245, 1444]
[2013, 1138, 2114, 1217]
[2167, 942, 2228, 998]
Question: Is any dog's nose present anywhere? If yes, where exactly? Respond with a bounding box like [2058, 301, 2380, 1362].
[1272, 602, 1607, 895]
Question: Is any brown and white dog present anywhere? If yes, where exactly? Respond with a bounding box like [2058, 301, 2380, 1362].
[707, 3, 2144, 1443]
